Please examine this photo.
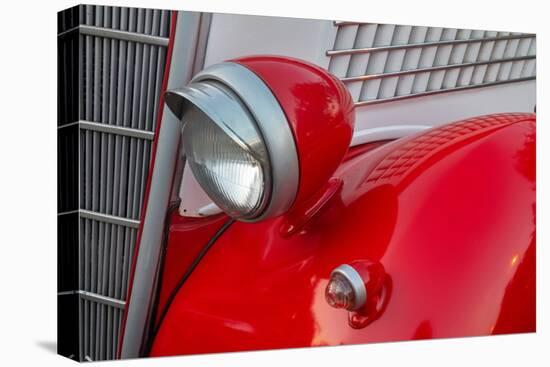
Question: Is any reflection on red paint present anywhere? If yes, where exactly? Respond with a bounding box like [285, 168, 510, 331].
[412, 321, 433, 340]
[150, 114, 536, 356]
[154, 212, 228, 322]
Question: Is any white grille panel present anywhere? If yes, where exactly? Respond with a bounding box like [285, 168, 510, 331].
[328, 23, 536, 105]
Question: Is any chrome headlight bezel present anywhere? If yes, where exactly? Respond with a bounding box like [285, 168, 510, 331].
[165, 62, 299, 222]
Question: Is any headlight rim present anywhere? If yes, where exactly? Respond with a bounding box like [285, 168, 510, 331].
[181, 82, 272, 221]
[165, 62, 299, 222]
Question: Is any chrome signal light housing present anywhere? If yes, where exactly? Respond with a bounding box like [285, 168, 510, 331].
[165, 56, 355, 222]
[326, 264, 367, 311]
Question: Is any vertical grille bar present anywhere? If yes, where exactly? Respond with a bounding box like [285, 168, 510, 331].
[58, 5, 172, 361]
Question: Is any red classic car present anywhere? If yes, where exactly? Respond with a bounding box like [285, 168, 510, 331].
[57, 5, 536, 361]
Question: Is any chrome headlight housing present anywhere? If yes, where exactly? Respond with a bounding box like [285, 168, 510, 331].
[179, 81, 271, 218]
[165, 62, 299, 221]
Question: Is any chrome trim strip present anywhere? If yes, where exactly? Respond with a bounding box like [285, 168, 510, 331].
[57, 120, 155, 139]
[355, 77, 536, 106]
[341, 55, 536, 83]
[172, 81, 273, 219]
[121, 11, 210, 359]
[78, 120, 155, 140]
[191, 13, 213, 76]
[327, 34, 535, 56]
[333, 21, 365, 26]
[79, 209, 140, 228]
[57, 121, 80, 129]
[331, 264, 367, 311]
[351, 125, 431, 146]
[58, 209, 79, 216]
[79, 25, 169, 46]
[199, 62, 299, 222]
[57, 25, 79, 38]
[59, 290, 126, 309]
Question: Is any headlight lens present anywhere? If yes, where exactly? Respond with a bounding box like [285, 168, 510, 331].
[180, 81, 271, 219]
[165, 61, 301, 222]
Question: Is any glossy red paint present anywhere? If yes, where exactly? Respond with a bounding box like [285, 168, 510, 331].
[152, 143, 388, 327]
[235, 56, 356, 206]
[344, 260, 391, 329]
[343, 140, 390, 162]
[150, 113, 535, 356]
[279, 178, 343, 238]
[154, 212, 228, 323]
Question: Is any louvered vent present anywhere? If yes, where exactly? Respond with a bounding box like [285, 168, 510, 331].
[328, 22, 536, 105]
[366, 113, 532, 185]
[58, 5, 172, 361]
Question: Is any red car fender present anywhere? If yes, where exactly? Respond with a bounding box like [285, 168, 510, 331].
[233, 56, 356, 206]
[150, 113, 535, 356]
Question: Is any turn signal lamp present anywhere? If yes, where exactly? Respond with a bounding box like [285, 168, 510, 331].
[325, 264, 367, 311]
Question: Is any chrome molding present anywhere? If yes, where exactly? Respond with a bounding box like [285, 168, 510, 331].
[166, 61, 300, 222]
[58, 209, 79, 216]
[327, 33, 535, 56]
[79, 209, 141, 228]
[354, 76, 535, 106]
[191, 13, 213, 76]
[120, 11, 213, 359]
[351, 125, 430, 145]
[58, 23, 170, 46]
[333, 21, 364, 26]
[331, 264, 367, 311]
[170, 80, 273, 219]
[57, 25, 80, 38]
[78, 25, 169, 46]
[341, 55, 536, 83]
[58, 120, 155, 140]
[59, 290, 127, 309]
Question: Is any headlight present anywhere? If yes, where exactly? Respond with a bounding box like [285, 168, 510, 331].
[180, 81, 271, 219]
[165, 57, 355, 222]
[165, 62, 299, 221]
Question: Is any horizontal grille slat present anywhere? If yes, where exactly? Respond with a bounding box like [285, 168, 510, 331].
[58, 4, 171, 361]
[78, 25, 170, 46]
[354, 76, 536, 106]
[340, 55, 536, 82]
[79, 209, 141, 228]
[59, 290, 127, 308]
[327, 33, 535, 56]
[329, 22, 536, 106]
[59, 120, 155, 142]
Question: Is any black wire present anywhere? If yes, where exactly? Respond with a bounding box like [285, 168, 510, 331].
[145, 217, 236, 354]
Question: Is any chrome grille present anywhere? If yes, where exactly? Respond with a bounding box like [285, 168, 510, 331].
[58, 5, 172, 361]
[328, 23, 536, 105]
